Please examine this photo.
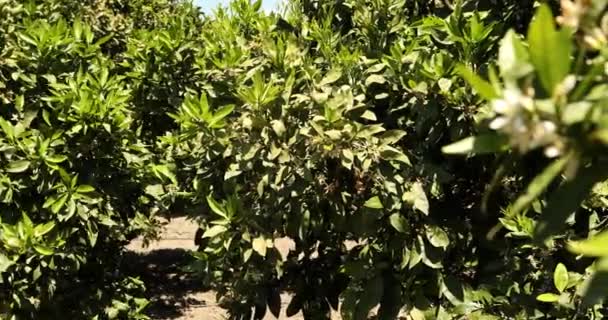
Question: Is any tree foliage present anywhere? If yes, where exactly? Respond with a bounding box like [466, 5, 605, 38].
[2, 0, 608, 319]
[0, 0, 201, 318]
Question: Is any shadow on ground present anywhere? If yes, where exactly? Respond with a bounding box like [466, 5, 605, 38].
[122, 248, 208, 319]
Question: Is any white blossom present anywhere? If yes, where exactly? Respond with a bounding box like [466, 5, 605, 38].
[488, 87, 560, 155]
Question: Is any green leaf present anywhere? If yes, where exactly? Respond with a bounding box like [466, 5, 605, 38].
[202, 225, 227, 238]
[46, 155, 68, 164]
[456, 65, 499, 100]
[361, 110, 377, 121]
[207, 195, 227, 219]
[568, 231, 608, 257]
[536, 293, 560, 303]
[365, 74, 387, 86]
[527, 4, 572, 95]
[320, 69, 342, 86]
[76, 185, 95, 193]
[419, 235, 443, 269]
[271, 120, 286, 137]
[441, 276, 465, 306]
[554, 263, 569, 292]
[34, 222, 55, 238]
[508, 155, 569, 217]
[208, 104, 235, 127]
[51, 193, 69, 214]
[153, 165, 177, 185]
[403, 182, 429, 215]
[6, 160, 30, 173]
[364, 196, 383, 209]
[33, 245, 54, 256]
[498, 30, 533, 79]
[426, 225, 450, 248]
[325, 129, 342, 140]
[534, 164, 608, 241]
[442, 134, 509, 155]
[389, 214, 408, 233]
[252, 236, 267, 257]
[379, 146, 411, 165]
[243, 248, 253, 263]
[0, 253, 13, 273]
[252, 0, 262, 11]
[379, 130, 407, 145]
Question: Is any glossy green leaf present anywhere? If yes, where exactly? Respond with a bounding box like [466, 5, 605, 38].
[51, 193, 69, 214]
[536, 293, 560, 303]
[320, 69, 342, 86]
[46, 155, 68, 163]
[33, 245, 54, 256]
[389, 214, 408, 233]
[456, 65, 499, 100]
[527, 4, 572, 95]
[403, 182, 429, 215]
[202, 225, 227, 238]
[207, 195, 227, 219]
[365, 74, 387, 86]
[498, 30, 533, 79]
[554, 263, 569, 293]
[379, 146, 411, 165]
[76, 185, 95, 193]
[34, 222, 55, 238]
[252, 236, 267, 257]
[442, 134, 509, 155]
[568, 231, 608, 257]
[208, 104, 235, 127]
[6, 160, 30, 173]
[271, 120, 286, 137]
[364, 196, 383, 209]
[0, 253, 13, 273]
[426, 225, 450, 248]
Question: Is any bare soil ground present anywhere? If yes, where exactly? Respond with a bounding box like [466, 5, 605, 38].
[125, 216, 342, 320]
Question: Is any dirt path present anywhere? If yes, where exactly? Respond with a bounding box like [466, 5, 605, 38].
[125, 216, 341, 320]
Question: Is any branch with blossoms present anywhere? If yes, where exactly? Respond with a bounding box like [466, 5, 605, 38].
[443, 0, 608, 306]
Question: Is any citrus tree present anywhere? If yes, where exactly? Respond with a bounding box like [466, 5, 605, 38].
[164, 0, 608, 319]
[445, 0, 608, 312]
[0, 0, 202, 318]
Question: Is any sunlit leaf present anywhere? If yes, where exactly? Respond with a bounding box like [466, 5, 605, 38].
[389, 214, 408, 233]
[364, 196, 383, 209]
[426, 225, 450, 248]
[442, 134, 509, 155]
[527, 4, 572, 95]
[252, 236, 267, 257]
[202, 225, 227, 238]
[554, 263, 569, 293]
[568, 231, 608, 257]
[6, 160, 30, 173]
[456, 65, 499, 100]
[536, 293, 560, 303]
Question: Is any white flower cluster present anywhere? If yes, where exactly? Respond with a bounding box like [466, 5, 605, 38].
[489, 87, 562, 157]
[557, 0, 590, 30]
